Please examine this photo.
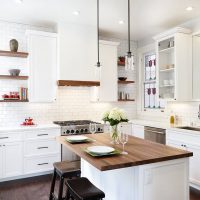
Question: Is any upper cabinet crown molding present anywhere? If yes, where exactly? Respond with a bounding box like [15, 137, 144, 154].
[153, 27, 192, 41]
[99, 40, 120, 46]
[26, 30, 57, 38]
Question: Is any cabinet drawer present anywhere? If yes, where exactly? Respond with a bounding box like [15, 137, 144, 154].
[24, 139, 60, 156]
[24, 154, 60, 174]
[25, 129, 60, 140]
[0, 133, 23, 143]
[166, 130, 200, 146]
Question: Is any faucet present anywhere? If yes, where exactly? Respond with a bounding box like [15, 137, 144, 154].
[198, 104, 200, 119]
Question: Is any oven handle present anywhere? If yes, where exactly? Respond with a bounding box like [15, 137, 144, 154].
[145, 129, 165, 135]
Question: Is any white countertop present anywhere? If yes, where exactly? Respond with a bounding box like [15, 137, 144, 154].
[130, 119, 180, 129]
[0, 124, 60, 133]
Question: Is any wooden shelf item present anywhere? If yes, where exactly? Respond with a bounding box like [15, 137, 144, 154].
[0, 100, 29, 102]
[0, 75, 29, 80]
[0, 50, 29, 58]
[118, 99, 135, 102]
[57, 80, 100, 87]
[118, 80, 135, 84]
[118, 61, 125, 66]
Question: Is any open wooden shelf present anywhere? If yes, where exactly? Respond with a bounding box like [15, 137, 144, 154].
[0, 75, 29, 80]
[58, 80, 100, 87]
[118, 61, 125, 66]
[118, 99, 135, 102]
[0, 50, 29, 58]
[118, 80, 135, 84]
[0, 99, 29, 102]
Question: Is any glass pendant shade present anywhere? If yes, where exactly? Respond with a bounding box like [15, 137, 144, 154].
[95, 62, 101, 81]
[125, 52, 135, 70]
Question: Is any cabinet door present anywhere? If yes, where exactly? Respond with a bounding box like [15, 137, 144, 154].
[132, 125, 144, 139]
[0, 145, 3, 178]
[99, 42, 118, 101]
[4, 142, 23, 178]
[28, 31, 57, 102]
[187, 144, 200, 187]
[166, 140, 186, 150]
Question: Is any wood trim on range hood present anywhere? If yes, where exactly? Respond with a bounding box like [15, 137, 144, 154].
[57, 80, 100, 87]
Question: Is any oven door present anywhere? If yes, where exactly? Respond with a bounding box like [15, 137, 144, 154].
[61, 145, 80, 161]
[144, 127, 166, 144]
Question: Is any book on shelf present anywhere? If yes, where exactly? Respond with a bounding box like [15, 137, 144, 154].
[19, 87, 28, 100]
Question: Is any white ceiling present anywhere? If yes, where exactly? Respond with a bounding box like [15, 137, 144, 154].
[1, 0, 200, 42]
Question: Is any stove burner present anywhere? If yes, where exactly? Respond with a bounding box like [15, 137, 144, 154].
[53, 120, 104, 136]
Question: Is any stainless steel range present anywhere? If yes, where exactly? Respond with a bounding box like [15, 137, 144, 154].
[53, 120, 104, 161]
[53, 120, 104, 135]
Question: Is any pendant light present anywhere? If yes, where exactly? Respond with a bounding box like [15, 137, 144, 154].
[95, 0, 101, 79]
[125, 0, 135, 71]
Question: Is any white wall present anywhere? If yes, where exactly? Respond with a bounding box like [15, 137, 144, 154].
[0, 21, 137, 126]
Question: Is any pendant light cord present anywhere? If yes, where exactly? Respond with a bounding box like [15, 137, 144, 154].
[128, 0, 131, 53]
[97, 0, 100, 67]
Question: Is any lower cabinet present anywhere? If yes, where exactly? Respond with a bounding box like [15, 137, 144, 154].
[132, 124, 144, 139]
[167, 129, 200, 189]
[24, 154, 60, 174]
[0, 145, 4, 178]
[0, 127, 61, 181]
[0, 142, 23, 179]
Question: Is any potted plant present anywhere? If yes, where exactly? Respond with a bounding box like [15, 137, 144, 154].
[102, 108, 128, 144]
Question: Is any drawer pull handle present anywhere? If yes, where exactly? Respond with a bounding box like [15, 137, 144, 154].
[37, 163, 48, 166]
[0, 137, 9, 139]
[37, 134, 48, 137]
[37, 147, 48, 149]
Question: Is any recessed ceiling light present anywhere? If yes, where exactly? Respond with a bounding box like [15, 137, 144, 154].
[186, 6, 193, 11]
[15, 0, 23, 4]
[119, 20, 125, 25]
[73, 11, 80, 16]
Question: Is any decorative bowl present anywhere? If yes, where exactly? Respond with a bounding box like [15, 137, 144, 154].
[9, 69, 20, 76]
[118, 77, 127, 81]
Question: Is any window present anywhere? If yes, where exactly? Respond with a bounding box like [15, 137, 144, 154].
[143, 52, 165, 109]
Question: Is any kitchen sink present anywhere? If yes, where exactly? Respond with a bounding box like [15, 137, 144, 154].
[177, 126, 200, 132]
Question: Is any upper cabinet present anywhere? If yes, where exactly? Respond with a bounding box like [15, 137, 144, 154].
[90, 40, 119, 102]
[154, 27, 192, 101]
[192, 33, 200, 100]
[27, 30, 57, 102]
[57, 23, 98, 82]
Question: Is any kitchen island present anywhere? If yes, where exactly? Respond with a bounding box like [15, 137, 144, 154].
[56, 133, 193, 200]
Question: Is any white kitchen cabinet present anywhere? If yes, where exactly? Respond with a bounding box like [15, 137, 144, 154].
[27, 30, 57, 102]
[57, 23, 98, 81]
[132, 124, 144, 139]
[4, 142, 23, 178]
[166, 129, 200, 189]
[192, 33, 200, 100]
[90, 40, 119, 102]
[0, 142, 23, 178]
[154, 27, 192, 101]
[0, 145, 3, 178]
[23, 128, 61, 174]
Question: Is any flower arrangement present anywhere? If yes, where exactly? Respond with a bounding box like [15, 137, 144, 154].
[102, 108, 128, 143]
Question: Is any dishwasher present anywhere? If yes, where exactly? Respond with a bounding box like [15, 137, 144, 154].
[144, 126, 166, 144]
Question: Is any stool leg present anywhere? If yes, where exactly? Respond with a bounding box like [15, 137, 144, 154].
[58, 176, 64, 200]
[49, 169, 57, 200]
[64, 187, 71, 200]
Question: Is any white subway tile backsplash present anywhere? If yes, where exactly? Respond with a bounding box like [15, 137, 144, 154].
[0, 21, 137, 126]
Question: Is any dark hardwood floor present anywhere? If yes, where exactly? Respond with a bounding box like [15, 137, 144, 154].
[0, 175, 199, 200]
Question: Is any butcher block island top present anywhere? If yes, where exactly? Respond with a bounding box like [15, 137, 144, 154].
[56, 133, 193, 171]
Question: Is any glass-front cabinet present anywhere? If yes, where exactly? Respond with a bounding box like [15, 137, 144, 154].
[154, 27, 192, 101]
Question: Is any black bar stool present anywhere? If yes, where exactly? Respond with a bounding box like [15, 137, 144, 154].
[65, 177, 105, 200]
[49, 160, 81, 200]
